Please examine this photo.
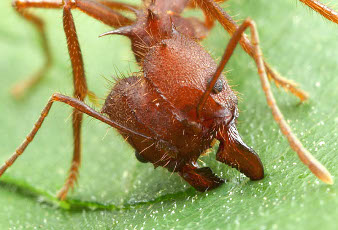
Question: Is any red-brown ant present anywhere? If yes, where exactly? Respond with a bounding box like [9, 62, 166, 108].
[2, 0, 336, 200]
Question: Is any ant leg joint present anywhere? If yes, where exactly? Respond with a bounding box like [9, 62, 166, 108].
[51, 92, 59, 100]
[26, 135, 33, 142]
[34, 121, 42, 129]
[16, 149, 23, 155]
[40, 109, 49, 118]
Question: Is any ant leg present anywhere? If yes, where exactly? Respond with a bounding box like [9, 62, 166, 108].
[97, 1, 139, 12]
[11, 0, 134, 100]
[11, 7, 52, 99]
[194, 0, 309, 101]
[13, 0, 133, 27]
[199, 18, 333, 184]
[0, 93, 151, 195]
[178, 163, 224, 192]
[12, 0, 135, 199]
[187, 0, 230, 29]
[57, 1, 90, 200]
[11, 0, 134, 98]
[299, 0, 338, 24]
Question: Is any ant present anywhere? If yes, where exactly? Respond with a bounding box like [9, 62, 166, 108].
[1, 0, 336, 201]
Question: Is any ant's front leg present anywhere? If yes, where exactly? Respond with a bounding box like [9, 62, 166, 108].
[178, 163, 224, 192]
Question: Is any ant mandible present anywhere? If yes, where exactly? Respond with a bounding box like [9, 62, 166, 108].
[2, 0, 336, 200]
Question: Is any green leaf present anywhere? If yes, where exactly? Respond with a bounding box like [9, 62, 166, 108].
[0, 0, 337, 229]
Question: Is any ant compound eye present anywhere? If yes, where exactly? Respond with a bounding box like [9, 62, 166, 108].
[208, 78, 224, 94]
[213, 79, 224, 94]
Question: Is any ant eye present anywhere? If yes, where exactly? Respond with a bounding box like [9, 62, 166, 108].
[208, 78, 224, 94]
